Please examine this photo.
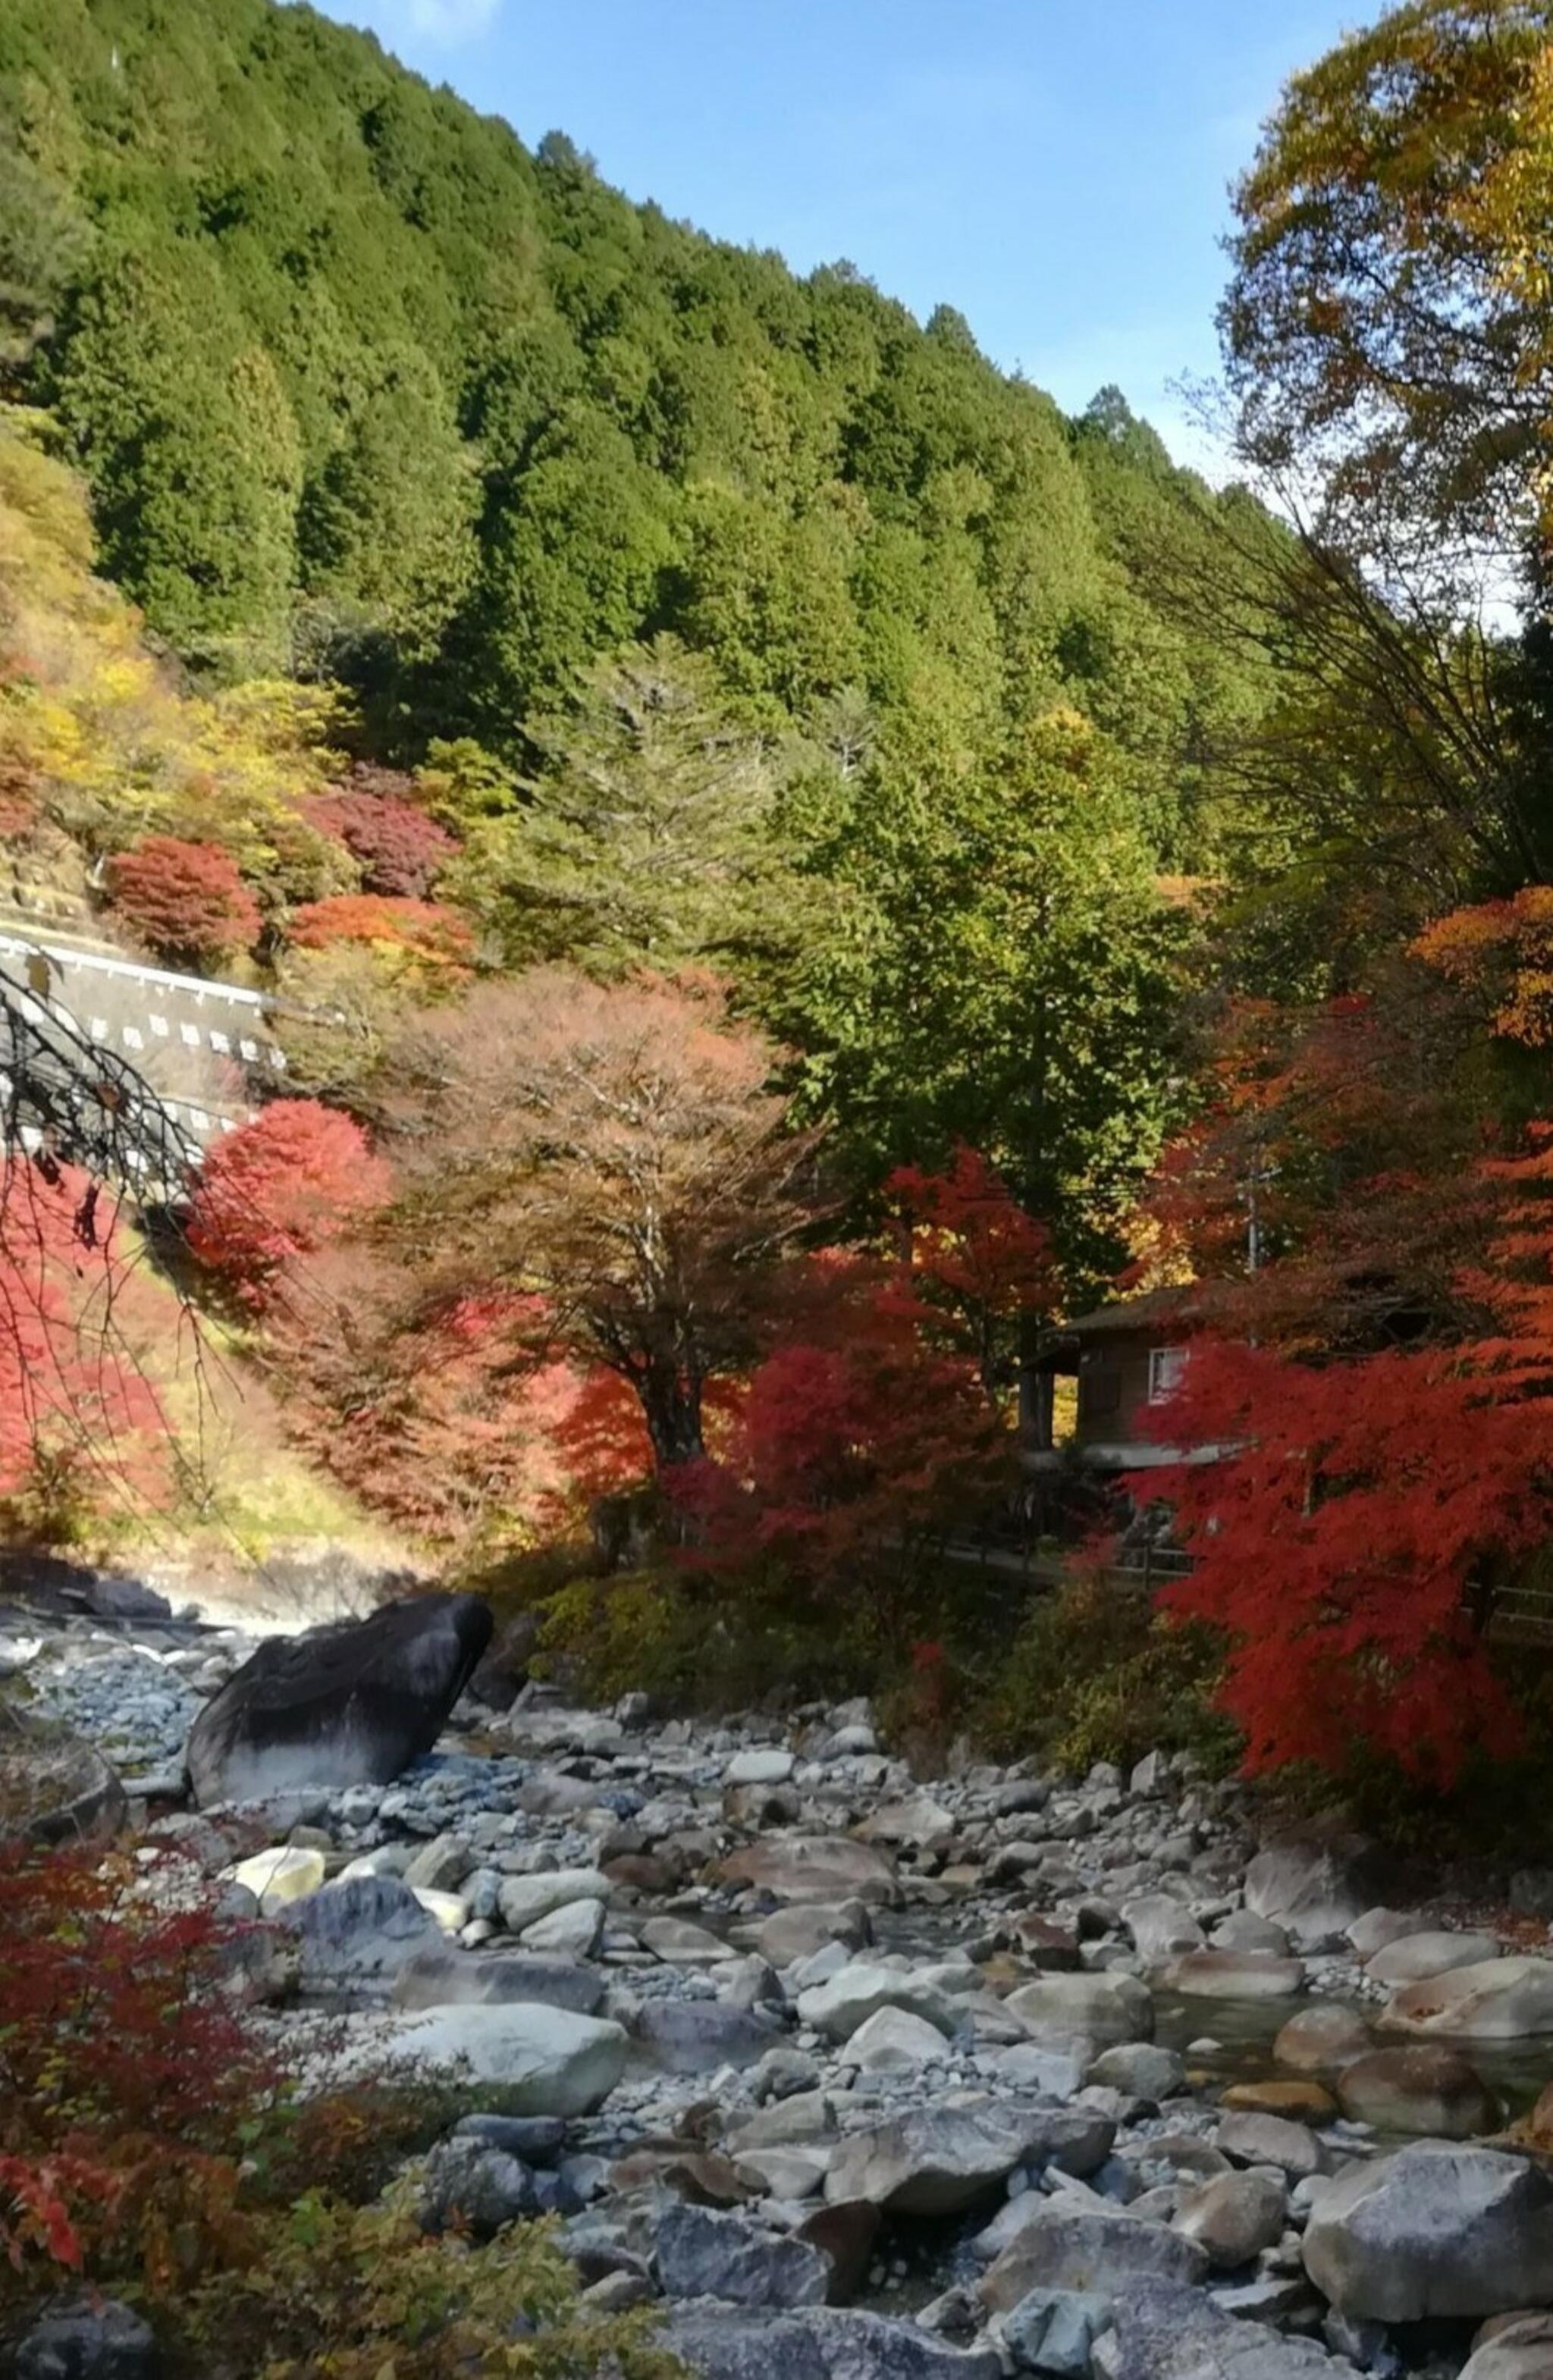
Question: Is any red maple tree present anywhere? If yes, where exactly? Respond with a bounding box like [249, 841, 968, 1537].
[0, 1158, 168, 1519]
[187, 1099, 393, 1307]
[1130, 920, 1553, 1786]
[884, 1144, 1060, 1389]
[106, 837, 262, 972]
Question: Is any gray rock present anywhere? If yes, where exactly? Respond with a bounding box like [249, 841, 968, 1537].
[1000, 2287, 1113, 2377]
[0, 1707, 126, 1848]
[1209, 1912, 1291, 1954]
[1244, 1826, 1389, 1951]
[403, 1833, 472, 1892]
[1214, 2111, 1326, 2180]
[1094, 2278, 1351, 2377]
[282, 1873, 441, 1988]
[1384, 1957, 1553, 2040]
[1365, 1929, 1500, 1988]
[1006, 1974, 1153, 2047]
[1154, 1949, 1304, 1999]
[1122, 1896, 1204, 1962]
[756, 1902, 872, 1967]
[452, 2112, 566, 2164]
[1273, 2005, 1373, 2074]
[185, 1591, 491, 1805]
[363, 2002, 627, 2114]
[521, 1896, 604, 1957]
[1460, 2311, 1553, 2379]
[726, 1749, 795, 1786]
[664, 2306, 1002, 2380]
[641, 1915, 730, 1964]
[846, 2006, 952, 2069]
[392, 1946, 604, 2014]
[657, 2201, 831, 2309]
[797, 1960, 956, 2043]
[827, 2105, 1114, 2216]
[1303, 2140, 1553, 2319]
[496, 1868, 610, 1932]
[979, 2207, 1210, 2312]
[419, 2135, 544, 2235]
[855, 1794, 956, 1851]
[14, 2302, 156, 2380]
[1085, 2043, 1184, 2099]
[719, 1835, 899, 1907]
[635, 1999, 782, 2074]
[1347, 1906, 1427, 1959]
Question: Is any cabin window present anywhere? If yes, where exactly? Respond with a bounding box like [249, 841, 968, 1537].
[1148, 1344, 1187, 1403]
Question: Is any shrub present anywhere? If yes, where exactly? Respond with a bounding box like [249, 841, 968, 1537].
[0, 1841, 277, 2294]
[105, 836, 261, 971]
[983, 1576, 1238, 1777]
[182, 2184, 682, 2380]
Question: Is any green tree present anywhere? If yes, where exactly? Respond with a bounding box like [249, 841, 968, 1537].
[789, 705, 1182, 1285]
[53, 245, 301, 660]
[454, 636, 806, 980]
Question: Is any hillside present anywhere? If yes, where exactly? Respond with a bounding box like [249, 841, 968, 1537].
[0, 0, 1266, 865]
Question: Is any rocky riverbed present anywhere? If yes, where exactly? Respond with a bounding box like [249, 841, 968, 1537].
[11, 1585, 1553, 2380]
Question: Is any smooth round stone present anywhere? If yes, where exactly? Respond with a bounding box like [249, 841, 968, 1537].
[1337, 2045, 1496, 2138]
[1274, 2003, 1374, 2074]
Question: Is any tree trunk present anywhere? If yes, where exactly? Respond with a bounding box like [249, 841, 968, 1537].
[640, 1364, 704, 1472]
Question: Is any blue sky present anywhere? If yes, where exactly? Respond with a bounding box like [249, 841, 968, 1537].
[315, 0, 1362, 472]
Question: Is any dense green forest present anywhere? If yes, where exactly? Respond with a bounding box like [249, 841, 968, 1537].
[0, 0, 1261, 812]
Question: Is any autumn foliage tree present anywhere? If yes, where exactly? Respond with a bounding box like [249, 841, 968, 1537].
[0, 1845, 276, 2291]
[105, 835, 261, 971]
[275, 1262, 649, 1558]
[0, 1156, 168, 1526]
[303, 770, 456, 898]
[387, 971, 817, 1472]
[286, 894, 473, 977]
[1134, 908, 1553, 1787]
[187, 1099, 393, 1308]
[673, 1246, 1009, 1622]
[885, 1143, 1062, 1394]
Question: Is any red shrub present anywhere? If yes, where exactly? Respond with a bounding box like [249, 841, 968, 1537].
[0, 1845, 277, 2288]
[187, 1099, 394, 1306]
[304, 784, 456, 898]
[105, 836, 262, 971]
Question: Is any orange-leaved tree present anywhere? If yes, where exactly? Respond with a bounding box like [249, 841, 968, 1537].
[384, 970, 819, 1473]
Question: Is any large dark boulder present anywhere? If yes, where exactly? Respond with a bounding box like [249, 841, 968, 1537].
[185, 1592, 492, 1807]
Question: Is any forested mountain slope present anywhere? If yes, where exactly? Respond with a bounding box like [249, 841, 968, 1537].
[0, 0, 1266, 866]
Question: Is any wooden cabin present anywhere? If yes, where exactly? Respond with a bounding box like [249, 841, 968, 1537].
[1029, 1287, 1210, 1472]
